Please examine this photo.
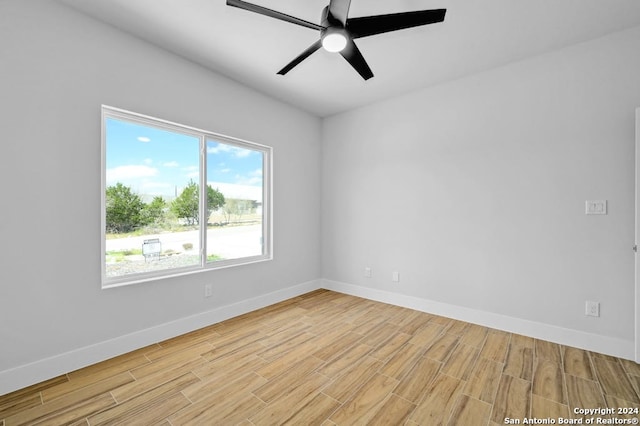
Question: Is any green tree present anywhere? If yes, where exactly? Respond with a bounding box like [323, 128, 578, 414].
[171, 181, 225, 225]
[105, 183, 145, 233]
[171, 180, 199, 225]
[222, 198, 255, 223]
[207, 185, 225, 222]
[141, 196, 166, 226]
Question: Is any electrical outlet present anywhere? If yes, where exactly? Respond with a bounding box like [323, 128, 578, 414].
[585, 301, 600, 317]
[392, 271, 400, 282]
[364, 267, 372, 278]
[204, 284, 213, 298]
[585, 200, 607, 215]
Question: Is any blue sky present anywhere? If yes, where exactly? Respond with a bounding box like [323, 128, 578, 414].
[105, 118, 263, 201]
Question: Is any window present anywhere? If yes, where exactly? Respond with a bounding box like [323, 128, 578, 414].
[102, 106, 271, 287]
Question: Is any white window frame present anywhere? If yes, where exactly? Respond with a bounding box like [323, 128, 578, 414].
[101, 105, 272, 288]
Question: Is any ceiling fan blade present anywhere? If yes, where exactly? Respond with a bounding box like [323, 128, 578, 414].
[340, 40, 373, 80]
[347, 9, 446, 39]
[227, 0, 325, 31]
[328, 0, 351, 26]
[277, 40, 323, 75]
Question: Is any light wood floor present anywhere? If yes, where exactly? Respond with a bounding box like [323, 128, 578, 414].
[2, 289, 639, 425]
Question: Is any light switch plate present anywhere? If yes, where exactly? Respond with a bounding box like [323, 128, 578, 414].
[585, 200, 607, 215]
[585, 301, 600, 317]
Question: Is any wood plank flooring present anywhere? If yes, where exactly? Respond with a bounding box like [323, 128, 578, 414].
[1, 289, 639, 425]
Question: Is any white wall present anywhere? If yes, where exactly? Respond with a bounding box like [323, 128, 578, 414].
[322, 26, 640, 357]
[2, 0, 640, 397]
[0, 0, 321, 393]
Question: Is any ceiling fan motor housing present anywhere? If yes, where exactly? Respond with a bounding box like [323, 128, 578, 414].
[320, 5, 349, 52]
[321, 5, 341, 28]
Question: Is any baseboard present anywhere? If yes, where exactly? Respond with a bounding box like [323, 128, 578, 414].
[321, 279, 635, 361]
[3, 278, 633, 396]
[0, 279, 322, 396]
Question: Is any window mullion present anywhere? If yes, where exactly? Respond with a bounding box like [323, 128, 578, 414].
[200, 136, 207, 267]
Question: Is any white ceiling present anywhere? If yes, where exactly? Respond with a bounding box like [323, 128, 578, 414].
[59, 0, 640, 117]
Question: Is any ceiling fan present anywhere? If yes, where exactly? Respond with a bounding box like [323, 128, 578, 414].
[226, 0, 446, 80]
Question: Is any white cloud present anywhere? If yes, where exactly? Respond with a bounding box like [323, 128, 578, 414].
[234, 148, 252, 158]
[181, 165, 199, 179]
[138, 181, 173, 198]
[232, 168, 263, 186]
[106, 165, 158, 183]
[207, 144, 231, 154]
[207, 143, 254, 158]
[143, 158, 153, 165]
[235, 175, 262, 185]
[163, 161, 180, 168]
[209, 181, 262, 202]
[140, 181, 172, 189]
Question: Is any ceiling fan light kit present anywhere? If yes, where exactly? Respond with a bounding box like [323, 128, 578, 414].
[226, 0, 446, 80]
[322, 28, 348, 53]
